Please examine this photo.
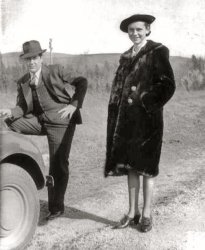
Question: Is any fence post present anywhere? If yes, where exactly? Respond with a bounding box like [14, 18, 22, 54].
[49, 38, 53, 65]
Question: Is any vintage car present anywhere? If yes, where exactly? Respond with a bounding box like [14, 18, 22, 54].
[0, 119, 46, 250]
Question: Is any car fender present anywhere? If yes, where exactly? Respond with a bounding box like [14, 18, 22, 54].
[0, 130, 46, 189]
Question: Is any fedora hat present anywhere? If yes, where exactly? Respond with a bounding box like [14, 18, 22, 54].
[20, 40, 46, 59]
[120, 14, 155, 33]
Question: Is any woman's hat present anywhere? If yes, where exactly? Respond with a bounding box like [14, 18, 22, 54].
[20, 40, 46, 59]
[120, 14, 155, 33]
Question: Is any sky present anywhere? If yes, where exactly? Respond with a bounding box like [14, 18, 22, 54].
[1, 0, 205, 57]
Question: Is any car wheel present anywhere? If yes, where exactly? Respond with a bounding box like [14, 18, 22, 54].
[0, 163, 40, 250]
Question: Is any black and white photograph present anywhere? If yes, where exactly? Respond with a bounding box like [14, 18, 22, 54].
[0, 0, 205, 249]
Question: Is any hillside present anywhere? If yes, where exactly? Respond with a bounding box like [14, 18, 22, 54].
[2, 52, 190, 85]
[2, 52, 120, 68]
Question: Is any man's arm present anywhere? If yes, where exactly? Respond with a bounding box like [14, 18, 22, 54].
[58, 65, 88, 108]
[2, 83, 27, 121]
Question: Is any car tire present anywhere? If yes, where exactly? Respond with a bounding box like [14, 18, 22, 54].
[0, 163, 40, 250]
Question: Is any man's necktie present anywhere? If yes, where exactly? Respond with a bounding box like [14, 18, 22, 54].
[30, 74, 37, 88]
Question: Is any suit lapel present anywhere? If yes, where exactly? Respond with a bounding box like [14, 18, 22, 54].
[21, 73, 33, 111]
[41, 65, 59, 101]
[130, 41, 162, 69]
[41, 65, 51, 89]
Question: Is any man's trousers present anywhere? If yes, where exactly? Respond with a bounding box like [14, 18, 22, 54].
[8, 114, 76, 213]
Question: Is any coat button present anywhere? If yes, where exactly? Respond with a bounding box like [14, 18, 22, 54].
[131, 86, 137, 91]
[128, 98, 133, 104]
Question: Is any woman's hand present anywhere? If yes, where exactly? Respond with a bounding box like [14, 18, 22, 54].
[58, 105, 77, 119]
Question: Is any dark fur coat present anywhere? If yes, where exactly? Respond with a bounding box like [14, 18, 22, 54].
[105, 40, 175, 177]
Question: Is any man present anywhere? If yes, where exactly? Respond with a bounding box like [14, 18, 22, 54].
[0, 40, 87, 220]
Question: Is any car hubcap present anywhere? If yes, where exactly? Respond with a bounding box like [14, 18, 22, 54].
[0, 185, 27, 240]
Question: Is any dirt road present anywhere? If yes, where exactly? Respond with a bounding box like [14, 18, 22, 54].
[3, 90, 204, 250]
[27, 154, 205, 250]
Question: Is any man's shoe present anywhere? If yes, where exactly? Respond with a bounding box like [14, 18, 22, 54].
[113, 215, 134, 229]
[141, 216, 152, 232]
[45, 175, 54, 187]
[46, 211, 64, 220]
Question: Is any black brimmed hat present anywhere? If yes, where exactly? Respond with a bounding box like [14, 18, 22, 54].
[20, 40, 46, 59]
[120, 14, 155, 33]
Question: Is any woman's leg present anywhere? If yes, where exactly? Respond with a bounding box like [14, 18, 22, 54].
[113, 168, 141, 229]
[142, 176, 155, 218]
[127, 170, 141, 218]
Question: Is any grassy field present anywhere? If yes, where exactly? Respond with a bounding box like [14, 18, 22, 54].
[1, 89, 205, 249]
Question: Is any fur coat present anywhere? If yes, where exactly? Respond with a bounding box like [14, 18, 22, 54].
[105, 40, 175, 177]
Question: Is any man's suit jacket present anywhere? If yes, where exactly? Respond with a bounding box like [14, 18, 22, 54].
[11, 64, 88, 124]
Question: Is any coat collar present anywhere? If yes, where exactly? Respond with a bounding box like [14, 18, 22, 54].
[41, 64, 50, 82]
[20, 64, 49, 84]
[19, 64, 51, 109]
[20, 72, 30, 84]
[20, 64, 57, 98]
[41, 64, 58, 98]
[121, 40, 162, 61]
[20, 73, 32, 111]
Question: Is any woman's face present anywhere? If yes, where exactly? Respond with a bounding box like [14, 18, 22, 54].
[128, 21, 150, 45]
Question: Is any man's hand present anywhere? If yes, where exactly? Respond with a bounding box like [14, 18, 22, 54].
[58, 105, 77, 119]
[0, 109, 12, 118]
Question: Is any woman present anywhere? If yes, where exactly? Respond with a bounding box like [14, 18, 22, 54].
[105, 14, 175, 232]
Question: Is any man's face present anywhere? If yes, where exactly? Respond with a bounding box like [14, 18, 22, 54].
[24, 55, 43, 73]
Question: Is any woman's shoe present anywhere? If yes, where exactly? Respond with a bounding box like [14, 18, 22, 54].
[133, 213, 141, 225]
[141, 216, 152, 232]
[112, 215, 134, 229]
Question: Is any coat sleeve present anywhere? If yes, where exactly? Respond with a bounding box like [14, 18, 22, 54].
[10, 82, 27, 120]
[140, 46, 176, 113]
[58, 65, 88, 108]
